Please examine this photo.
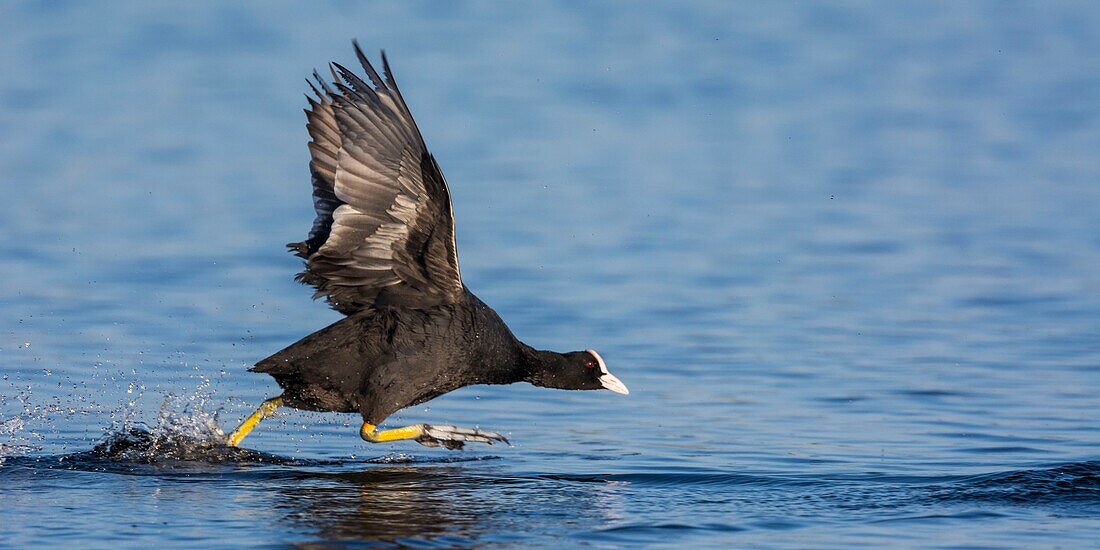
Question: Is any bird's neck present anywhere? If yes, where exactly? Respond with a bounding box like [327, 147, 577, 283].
[517, 344, 570, 387]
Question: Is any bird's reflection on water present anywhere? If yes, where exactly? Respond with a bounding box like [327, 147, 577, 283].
[270, 465, 626, 544]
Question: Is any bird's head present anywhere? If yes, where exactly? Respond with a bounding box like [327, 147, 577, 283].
[526, 349, 629, 395]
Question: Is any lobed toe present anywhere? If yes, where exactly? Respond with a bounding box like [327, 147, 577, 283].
[417, 424, 510, 449]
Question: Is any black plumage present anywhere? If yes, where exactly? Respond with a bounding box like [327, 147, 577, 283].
[243, 43, 628, 447]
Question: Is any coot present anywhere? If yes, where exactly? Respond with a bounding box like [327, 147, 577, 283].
[227, 43, 628, 450]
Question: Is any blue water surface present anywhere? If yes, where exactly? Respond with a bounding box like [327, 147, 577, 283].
[1, 2, 1099, 547]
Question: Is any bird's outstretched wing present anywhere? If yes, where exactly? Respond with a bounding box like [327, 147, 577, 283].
[290, 42, 463, 314]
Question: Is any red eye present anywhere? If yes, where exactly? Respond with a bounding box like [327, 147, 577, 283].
[585, 360, 597, 369]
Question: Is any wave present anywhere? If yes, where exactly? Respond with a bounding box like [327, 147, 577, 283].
[933, 461, 1100, 505]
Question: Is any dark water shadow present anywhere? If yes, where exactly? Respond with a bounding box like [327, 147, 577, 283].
[267, 467, 530, 544]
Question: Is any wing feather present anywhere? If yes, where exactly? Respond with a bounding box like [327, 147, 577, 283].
[291, 43, 463, 313]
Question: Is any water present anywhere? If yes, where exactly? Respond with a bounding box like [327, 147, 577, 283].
[2, 1, 1098, 547]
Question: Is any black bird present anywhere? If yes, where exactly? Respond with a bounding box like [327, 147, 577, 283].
[227, 43, 628, 450]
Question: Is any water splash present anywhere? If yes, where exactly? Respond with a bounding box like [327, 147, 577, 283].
[0, 416, 34, 462]
[83, 376, 246, 463]
[85, 426, 277, 464]
[0, 373, 275, 466]
[0, 386, 62, 463]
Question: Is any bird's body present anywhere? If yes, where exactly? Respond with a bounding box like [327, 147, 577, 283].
[226, 42, 627, 450]
[253, 289, 524, 424]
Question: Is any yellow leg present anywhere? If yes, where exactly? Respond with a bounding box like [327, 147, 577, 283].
[227, 396, 283, 447]
[359, 422, 425, 443]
